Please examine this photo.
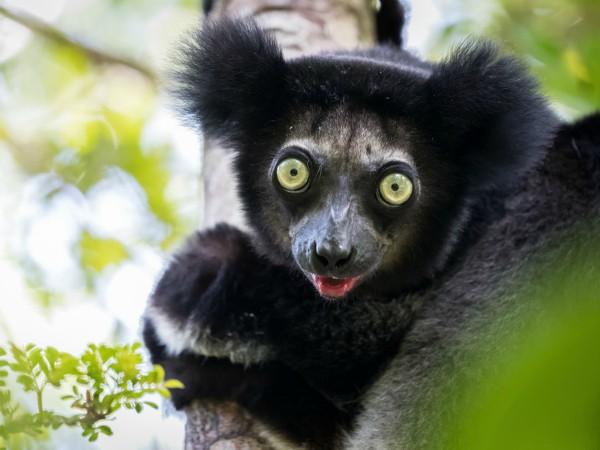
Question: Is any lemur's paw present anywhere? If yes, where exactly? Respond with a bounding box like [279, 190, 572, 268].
[143, 223, 275, 365]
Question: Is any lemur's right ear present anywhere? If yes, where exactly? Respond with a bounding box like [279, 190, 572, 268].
[171, 16, 288, 147]
[422, 41, 558, 189]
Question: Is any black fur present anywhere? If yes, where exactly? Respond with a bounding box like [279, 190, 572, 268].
[144, 225, 415, 447]
[171, 16, 557, 293]
[173, 17, 555, 187]
[351, 112, 600, 448]
[144, 320, 355, 447]
[145, 16, 600, 450]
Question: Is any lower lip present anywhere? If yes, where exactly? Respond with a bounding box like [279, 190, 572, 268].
[311, 275, 361, 298]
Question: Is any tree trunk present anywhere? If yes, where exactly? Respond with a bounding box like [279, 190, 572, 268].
[189, 0, 377, 448]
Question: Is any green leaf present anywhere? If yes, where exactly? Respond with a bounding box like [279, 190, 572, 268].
[98, 425, 113, 436]
[9, 363, 24, 373]
[38, 359, 51, 378]
[0, 341, 164, 443]
[46, 347, 59, 366]
[114, 349, 142, 381]
[10, 344, 26, 358]
[100, 393, 116, 410]
[48, 353, 81, 386]
[80, 232, 129, 273]
[98, 345, 115, 363]
[563, 48, 592, 83]
[153, 364, 165, 383]
[9, 345, 29, 372]
[157, 388, 170, 399]
[15, 374, 35, 392]
[163, 379, 184, 389]
[29, 348, 43, 366]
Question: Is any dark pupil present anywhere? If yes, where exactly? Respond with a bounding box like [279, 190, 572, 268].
[391, 183, 399, 191]
[290, 168, 298, 177]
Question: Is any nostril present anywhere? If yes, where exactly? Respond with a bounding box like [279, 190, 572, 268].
[335, 250, 353, 269]
[312, 241, 330, 268]
[316, 254, 329, 267]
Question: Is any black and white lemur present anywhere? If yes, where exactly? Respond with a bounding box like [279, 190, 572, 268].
[142, 5, 600, 449]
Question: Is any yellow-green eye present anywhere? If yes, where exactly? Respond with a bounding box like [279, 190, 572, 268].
[276, 158, 310, 192]
[378, 172, 413, 206]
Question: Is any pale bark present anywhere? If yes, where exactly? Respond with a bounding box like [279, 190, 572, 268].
[189, 1, 377, 448]
[184, 402, 274, 450]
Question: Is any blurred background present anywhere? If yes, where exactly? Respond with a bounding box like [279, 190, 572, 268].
[0, 0, 598, 448]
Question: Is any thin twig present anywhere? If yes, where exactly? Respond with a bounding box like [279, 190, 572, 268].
[0, 1, 157, 84]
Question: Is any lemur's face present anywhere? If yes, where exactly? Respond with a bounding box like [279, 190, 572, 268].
[182, 18, 557, 300]
[248, 105, 461, 299]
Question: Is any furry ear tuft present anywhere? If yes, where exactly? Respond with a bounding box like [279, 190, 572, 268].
[170, 17, 288, 147]
[425, 41, 559, 189]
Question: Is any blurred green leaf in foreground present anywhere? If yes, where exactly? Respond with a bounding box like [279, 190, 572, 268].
[418, 226, 600, 450]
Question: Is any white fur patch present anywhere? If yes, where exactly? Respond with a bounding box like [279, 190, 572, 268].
[146, 305, 275, 366]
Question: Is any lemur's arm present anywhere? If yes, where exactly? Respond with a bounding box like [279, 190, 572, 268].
[142, 224, 362, 446]
[144, 224, 299, 369]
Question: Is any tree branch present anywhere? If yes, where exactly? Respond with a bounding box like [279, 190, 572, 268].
[185, 401, 276, 450]
[0, 1, 157, 84]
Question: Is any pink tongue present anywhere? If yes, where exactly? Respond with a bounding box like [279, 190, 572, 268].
[313, 275, 359, 298]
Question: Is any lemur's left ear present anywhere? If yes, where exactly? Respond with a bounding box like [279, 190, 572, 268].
[171, 16, 288, 148]
[423, 42, 559, 189]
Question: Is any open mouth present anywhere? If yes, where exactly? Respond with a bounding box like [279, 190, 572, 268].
[309, 274, 361, 298]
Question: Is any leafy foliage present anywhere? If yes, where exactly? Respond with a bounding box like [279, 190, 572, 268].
[0, 343, 181, 448]
[493, 0, 600, 116]
[432, 0, 600, 117]
[0, 0, 199, 307]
